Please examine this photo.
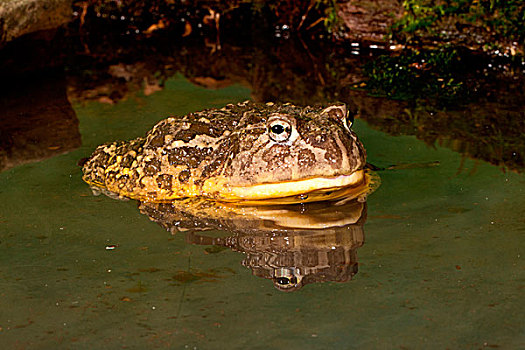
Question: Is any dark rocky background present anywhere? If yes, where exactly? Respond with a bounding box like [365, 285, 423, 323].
[0, 0, 523, 172]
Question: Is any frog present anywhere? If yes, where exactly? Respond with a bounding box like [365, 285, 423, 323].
[81, 101, 368, 204]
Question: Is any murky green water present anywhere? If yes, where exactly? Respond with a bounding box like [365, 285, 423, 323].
[1, 75, 524, 349]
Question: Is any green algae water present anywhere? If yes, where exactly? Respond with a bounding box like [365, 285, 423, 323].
[1, 75, 523, 349]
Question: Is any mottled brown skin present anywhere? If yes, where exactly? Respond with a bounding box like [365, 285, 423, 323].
[82, 101, 367, 202]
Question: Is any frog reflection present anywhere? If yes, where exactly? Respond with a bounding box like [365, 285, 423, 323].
[139, 197, 366, 291]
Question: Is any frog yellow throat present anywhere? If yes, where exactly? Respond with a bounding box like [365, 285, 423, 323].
[81, 101, 369, 204]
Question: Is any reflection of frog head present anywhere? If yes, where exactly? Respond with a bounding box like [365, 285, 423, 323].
[271, 264, 361, 292]
[273, 267, 302, 291]
[139, 195, 368, 292]
[239, 227, 364, 292]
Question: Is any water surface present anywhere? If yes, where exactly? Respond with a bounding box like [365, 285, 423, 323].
[1, 75, 523, 349]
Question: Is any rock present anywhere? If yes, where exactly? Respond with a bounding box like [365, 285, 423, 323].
[0, 71, 81, 172]
[338, 0, 403, 43]
[0, 0, 73, 45]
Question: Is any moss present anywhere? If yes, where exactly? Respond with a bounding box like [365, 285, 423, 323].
[391, 0, 525, 48]
[362, 47, 469, 104]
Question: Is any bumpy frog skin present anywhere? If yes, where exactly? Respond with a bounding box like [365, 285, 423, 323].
[81, 101, 367, 203]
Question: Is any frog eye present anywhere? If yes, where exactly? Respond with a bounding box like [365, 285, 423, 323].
[268, 119, 292, 142]
[273, 267, 299, 290]
[274, 276, 298, 286]
[276, 277, 291, 285]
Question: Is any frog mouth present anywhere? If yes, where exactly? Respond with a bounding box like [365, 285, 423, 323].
[210, 169, 368, 204]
